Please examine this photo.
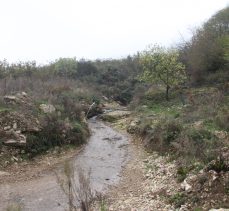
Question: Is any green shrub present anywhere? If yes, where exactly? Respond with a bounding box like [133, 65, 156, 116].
[67, 122, 89, 145]
[187, 128, 213, 143]
[55, 93, 86, 121]
[169, 192, 187, 208]
[143, 117, 222, 164]
[163, 119, 183, 144]
[173, 127, 221, 163]
[176, 166, 190, 182]
[26, 114, 64, 155]
[205, 70, 229, 84]
[207, 156, 229, 173]
[26, 114, 89, 156]
[139, 119, 154, 136]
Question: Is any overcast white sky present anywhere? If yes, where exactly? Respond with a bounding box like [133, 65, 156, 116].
[0, 0, 228, 64]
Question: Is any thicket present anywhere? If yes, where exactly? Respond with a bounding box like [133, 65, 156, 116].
[179, 6, 229, 84]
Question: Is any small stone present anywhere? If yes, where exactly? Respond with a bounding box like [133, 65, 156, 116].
[4, 126, 11, 130]
[21, 92, 27, 97]
[13, 122, 17, 130]
[181, 179, 192, 191]
[12, 156, 18, 161]
[0, 171, 10, 176]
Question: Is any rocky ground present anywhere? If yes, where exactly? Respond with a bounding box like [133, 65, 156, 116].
[0, 101, 228, 211]
[93, 112, 179, 211]
[95, 110, 229, 211]
[104, 145, 179, 211]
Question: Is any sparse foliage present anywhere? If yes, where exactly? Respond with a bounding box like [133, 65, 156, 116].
[140, 45, 186, 100]
[56, 162, 94, 211]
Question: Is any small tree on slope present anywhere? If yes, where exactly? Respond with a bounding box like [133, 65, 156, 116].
[140, 45, 186, 101]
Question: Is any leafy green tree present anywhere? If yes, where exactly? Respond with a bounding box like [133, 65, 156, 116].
[53, 58, 78, 77]
[140, 45, 186, 100]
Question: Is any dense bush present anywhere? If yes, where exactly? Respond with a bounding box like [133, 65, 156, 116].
[142, 116, 222, 164]
[67, 122, 89, 145]
[179, 6, 229, 84]
[26, 113, 89, 156]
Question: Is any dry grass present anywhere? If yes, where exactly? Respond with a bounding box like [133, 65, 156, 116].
[0, 75, 98, 104]
[56, 162, 94, 211]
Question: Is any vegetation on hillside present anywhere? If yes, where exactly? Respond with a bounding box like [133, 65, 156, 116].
[179, 6, 229, 84]
[0, 5, 228, 210]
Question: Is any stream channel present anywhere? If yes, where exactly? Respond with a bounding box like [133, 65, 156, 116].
[0, 117, 129, 210]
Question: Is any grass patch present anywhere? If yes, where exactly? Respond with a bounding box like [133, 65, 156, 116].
[176, 166, 190, 182]
[0, 107, 12, 112]
[169, 192, 187, 208]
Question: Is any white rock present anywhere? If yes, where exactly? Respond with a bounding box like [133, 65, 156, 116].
[21, 92, 27, 97]
[4, 95, 17, 103]
[181, 179, 192, 191]
[13, 122, 17, 130]
[12, 156, 18, 161]
[39, 104, 56, 113]
[4, 126, 11, 130]
[0, 171, 10, 176]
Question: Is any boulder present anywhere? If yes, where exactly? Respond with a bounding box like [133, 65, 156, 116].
[39, 104, 56, 113]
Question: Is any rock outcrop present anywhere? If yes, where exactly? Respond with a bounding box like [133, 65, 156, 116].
[4, 92, 33, 107]
[0, 92, 41, 147]
[101, 110, 131, 122]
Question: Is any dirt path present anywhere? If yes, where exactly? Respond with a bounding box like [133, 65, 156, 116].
[0, 111, 180, 211]
[95, 118, 180, 211]
[104, 145, 179, 211]
[0, 118, 129, 211]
